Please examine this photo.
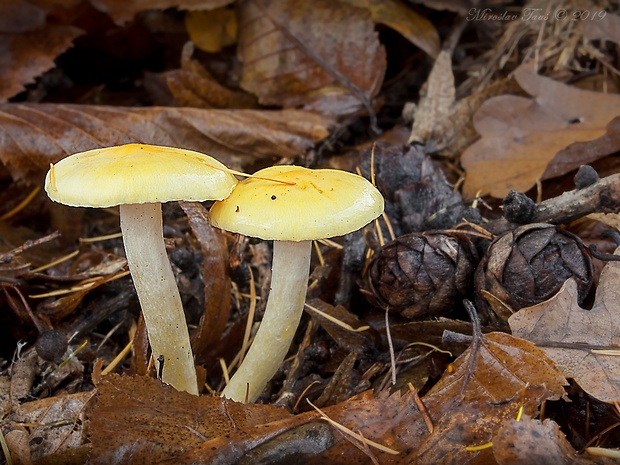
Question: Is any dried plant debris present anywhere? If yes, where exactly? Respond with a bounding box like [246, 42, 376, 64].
[461, 63, 620, 198]
[510, 246, 620, 404]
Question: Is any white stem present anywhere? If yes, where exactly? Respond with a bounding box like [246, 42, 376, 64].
[120, 203, 198, 395]
[223, 240, 312, 402]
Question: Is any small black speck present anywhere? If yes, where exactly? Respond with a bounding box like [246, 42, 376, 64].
[271, 195, 277, 200]
[235, 206, 240, 212]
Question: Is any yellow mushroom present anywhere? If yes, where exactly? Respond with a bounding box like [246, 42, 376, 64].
[45, 143, 237, 395]
[210, 165, 384, 402]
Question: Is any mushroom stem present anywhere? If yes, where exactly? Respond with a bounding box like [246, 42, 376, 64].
[120, 203, 199, 395]
[223, 240, 312, 402]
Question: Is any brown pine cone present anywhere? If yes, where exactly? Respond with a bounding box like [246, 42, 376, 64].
[363, 231, 479, 319]
[475, 223, 593, 320]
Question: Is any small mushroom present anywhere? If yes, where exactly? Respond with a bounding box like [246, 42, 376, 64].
[209, 165, 384, 402]
[45, 144, 237, 395]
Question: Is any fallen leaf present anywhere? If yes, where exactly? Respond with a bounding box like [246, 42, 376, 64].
[0, 25, 83, 102]
[581, 11, 620, 45]
[9, 390, 93, 463]
[170, 389, 413, 464]
[543, 115, 620, 180]
[180, 202, 232, 365]
[90, 0, 233, 25]
[427, 331, 566, 404]
[509, 247, 620, 403]
[0, 103, 334, 184]
[237, 0, 386, 119]
[342, 0, 440, 58]
[88, 373, 292, 464]
[408, 50, 456, 148]
[461, 63, 620, 198]
[0, 1, 46, 33]
[88, 325, 567, 464]
[396, 328, 566, 464]
[166, 44, 258, 109]
[493, 415, 615, 465]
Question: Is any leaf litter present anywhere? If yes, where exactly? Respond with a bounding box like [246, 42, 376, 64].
[3, 1, 620, 464]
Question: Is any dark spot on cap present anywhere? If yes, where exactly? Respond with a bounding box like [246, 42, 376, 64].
[271, 195, 277, 200]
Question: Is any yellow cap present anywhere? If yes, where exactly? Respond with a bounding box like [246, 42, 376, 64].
[209, 165, 384, 241]
[45, 144, 237, 208]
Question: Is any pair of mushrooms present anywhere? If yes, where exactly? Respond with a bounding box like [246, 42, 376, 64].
[45, 144, 384, 402]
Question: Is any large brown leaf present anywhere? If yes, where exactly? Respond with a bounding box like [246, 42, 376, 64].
[88, 374, 293, 465]
[461, 63, 620, 198]
[237, 0, 386, 118]
[342, 0, 440, 58]
[510, 245, 620, 404]
[87, 328, 567, 464]
[0, 103, 334, 183]
[180, 201, 232, 365]
[0, 25, 82, 102]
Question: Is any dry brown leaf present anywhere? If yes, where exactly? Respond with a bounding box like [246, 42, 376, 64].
[237, 0, 386, 118]
[88, 327, 567, 465]
[461, 63, 620, 198]
[8, 390, 93, 464]
[0, 25, 83, 102]
[185, 7, 237, 53]
[0, 2, 46, 33]
[543, 115, 620, 180]
[408, 50, 455, 148]
[342, 0, 440, 58]
[166, 44, 258, 109]
[171, 389, 413, 464]
[493, 415, 615, 465]
[509, 246, 620, 403]
[0, 103, 334, 184]
[426, 331, 566, 403]
[180, 202, 231, 365]
[88, 373, 293, 464]
[396, 329, 566, 464]
[90, 0, 233, 24]
[581, 11, 620, 45]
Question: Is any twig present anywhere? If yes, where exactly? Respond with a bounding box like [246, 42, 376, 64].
[460, 300, 483, 396]
[495, 172, 620, 234]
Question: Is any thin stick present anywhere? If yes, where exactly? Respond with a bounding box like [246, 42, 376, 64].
[101, 330, 135, 376]
[0, 426, 13, 465]
[30, 250, 79, 273]
[0, 186, 40, 221]
[408, 383, 433, 434]
[305, 302, 370, 332]
[239, 265, 257, 366]
[219, 358, 230, 386]
[381, 211, 396, 242]
[313, 240, 325, 266]
[79, 232, 123, 243]
[385, 308, 396, 386]
[461, 300, 483, 396]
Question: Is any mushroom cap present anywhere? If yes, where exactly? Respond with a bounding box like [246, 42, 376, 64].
[209, 165, 384, 241]
[45, 144, 238, 207]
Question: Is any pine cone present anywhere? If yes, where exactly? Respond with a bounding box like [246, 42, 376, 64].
[364, 231, 479, 319]
[475, 223, 593, 320]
